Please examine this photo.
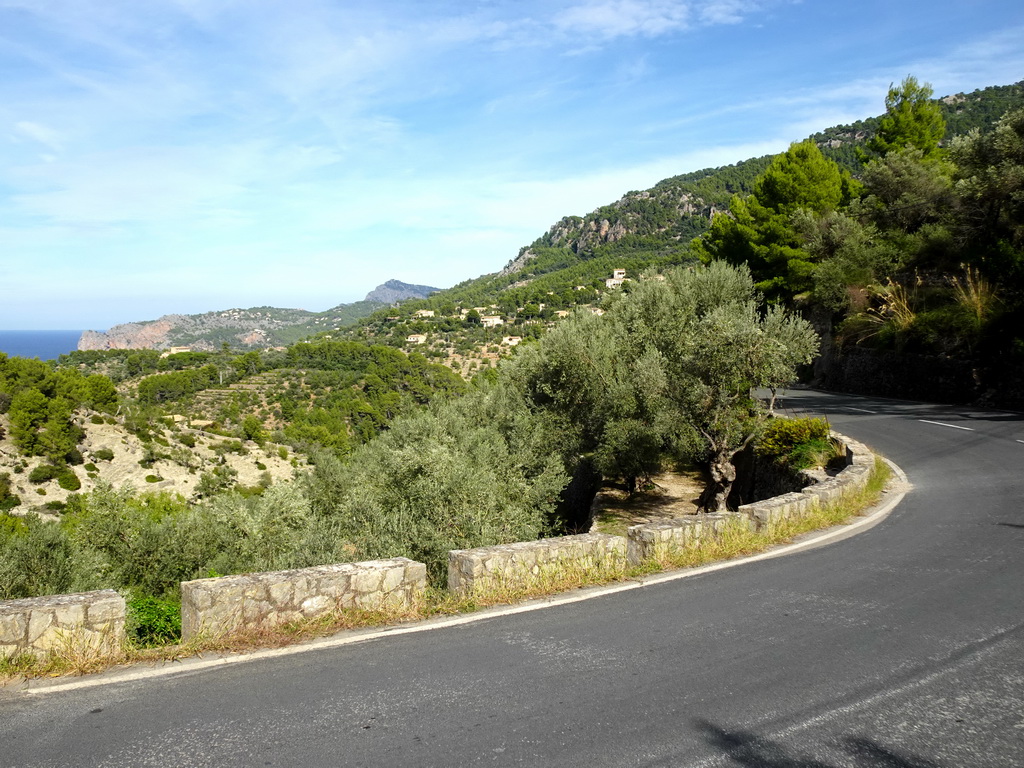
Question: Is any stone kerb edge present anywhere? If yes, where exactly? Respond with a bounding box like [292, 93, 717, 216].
[180, 557, 427, 642]
[0, 590, 125, 659]
[627, 432, 876, 564]
[448, 533, 628, 596]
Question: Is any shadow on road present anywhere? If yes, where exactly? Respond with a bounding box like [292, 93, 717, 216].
[694, 719, 940, 768]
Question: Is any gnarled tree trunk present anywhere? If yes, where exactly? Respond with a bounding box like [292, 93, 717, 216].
[697, 451, 738, 513]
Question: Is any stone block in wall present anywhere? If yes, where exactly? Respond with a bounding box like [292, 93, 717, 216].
[739, 492, 820, 529]
[626, 512, 755, 564]
[448, 533, 627, 596]
[180, 557, 427, 642]
[0, 590, 125, 659]
[801, 478, 845, 504]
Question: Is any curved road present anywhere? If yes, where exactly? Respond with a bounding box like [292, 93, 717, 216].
[2, 390, 1023, 767]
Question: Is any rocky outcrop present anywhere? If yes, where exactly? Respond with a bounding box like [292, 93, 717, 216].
[79, 318, 180, 350]
[362, 279, 439, 304]
[498, 249, 539, 277]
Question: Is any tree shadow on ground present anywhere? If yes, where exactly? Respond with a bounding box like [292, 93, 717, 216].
[694, 719, 941, 768]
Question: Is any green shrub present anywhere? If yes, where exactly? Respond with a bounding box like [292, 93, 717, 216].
[178, 433, 197, 448]
[213, 440, 247, 456]
[0, 474, 20, 513]
[93, 448, 115, 462]
[84, 463, 99, 473]
[255, 461, 267, 471]
[196, 465, 238, 497]
[757, 417, 835, 469]
[0, 515, 78, 599]
[28, 465, 60, 484]
[126, 595, 182, 646]
[57, 468, 81, 491]
[90, 415, 105, 425]
[144, 475, 162, 483]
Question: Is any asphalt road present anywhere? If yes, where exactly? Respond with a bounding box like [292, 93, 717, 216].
[2, 389, 1022, 767]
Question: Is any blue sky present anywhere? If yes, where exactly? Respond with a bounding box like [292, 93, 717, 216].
[2, 0, 1023, 330]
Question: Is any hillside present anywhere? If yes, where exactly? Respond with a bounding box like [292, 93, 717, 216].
[78, 280, 439, 353]
[334, 80, 1024, 370]
[388, 82, 1024, 314]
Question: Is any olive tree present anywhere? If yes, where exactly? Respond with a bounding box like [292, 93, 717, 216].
[608, 263, 819, 511]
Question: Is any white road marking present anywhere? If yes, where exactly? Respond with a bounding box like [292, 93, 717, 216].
[919, 419, 974, 431]
[845, 407, 877, 414]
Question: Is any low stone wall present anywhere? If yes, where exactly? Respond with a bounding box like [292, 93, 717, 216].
[448, 533, 627, 596]
[626, 513, 754, 565]
[0, 436, 882, 658]
[0, 590, 125, 659]
[180, 557, 426, 641]
[628, 432, 876, 564]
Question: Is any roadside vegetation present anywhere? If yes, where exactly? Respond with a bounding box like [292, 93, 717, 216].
[1, 456, 891, 681]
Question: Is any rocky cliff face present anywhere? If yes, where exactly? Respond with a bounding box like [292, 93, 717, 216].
[79, 318, 181, 351]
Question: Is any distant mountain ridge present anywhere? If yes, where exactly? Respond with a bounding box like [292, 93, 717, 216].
[78, 280, 440, 352]
[364, 279, 439, 304]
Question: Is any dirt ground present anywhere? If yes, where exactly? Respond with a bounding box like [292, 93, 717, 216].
[589, 468, 705, 536]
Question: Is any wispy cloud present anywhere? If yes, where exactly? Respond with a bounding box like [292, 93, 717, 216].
[552, 0, 692, 39]
[1, 0, 1022, 329]
[549, 0, 769, 40]
[12, 121, 63, 151]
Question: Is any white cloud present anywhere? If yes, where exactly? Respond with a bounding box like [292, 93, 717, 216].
[553, 0, 692, 39]
[699, 0, 754, 25]
[550, 0, 770, 40]
[13, 121, 63, 151]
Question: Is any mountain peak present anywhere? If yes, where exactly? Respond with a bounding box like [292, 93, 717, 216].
[363, 279, 440, 304]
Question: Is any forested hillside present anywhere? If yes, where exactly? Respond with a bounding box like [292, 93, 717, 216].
[343, 79, 1024, 347]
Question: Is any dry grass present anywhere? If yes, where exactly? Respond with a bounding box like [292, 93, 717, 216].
[2, 458, 892, 683]
[950, 264, 999, 324]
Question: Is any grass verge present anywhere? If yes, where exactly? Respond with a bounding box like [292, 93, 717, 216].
[2, 458, 892, 682]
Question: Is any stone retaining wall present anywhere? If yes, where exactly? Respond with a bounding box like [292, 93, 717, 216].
[0, 590, 125, 659]
[180, 557, 426, 641]
[448, 533, 627, 596]
[628, 432, 876, 564]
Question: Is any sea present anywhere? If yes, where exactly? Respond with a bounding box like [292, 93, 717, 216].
[0, 330, 85, 361]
